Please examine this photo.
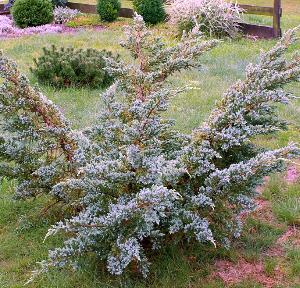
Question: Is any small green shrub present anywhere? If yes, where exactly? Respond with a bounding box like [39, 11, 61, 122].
[11, 0, 53, 28]
[31, 45, 117, 89]
[133, 0, 166, 24]
[97, 0, 121, 22]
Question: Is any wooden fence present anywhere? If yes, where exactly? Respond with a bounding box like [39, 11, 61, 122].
[1, 0, 282, 38]
[66, 2, 135, 18]
[67, 0, 282, 39]
[239, 0, 282, 38]
[0, 3, 8, 14]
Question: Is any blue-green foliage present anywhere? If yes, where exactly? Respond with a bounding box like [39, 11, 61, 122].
[0, 52, 85, 201]
[35, 19, 300, 278]
[1, 15, 299, 282]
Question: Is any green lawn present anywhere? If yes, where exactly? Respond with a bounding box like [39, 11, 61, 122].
[0, 1, 300, 287]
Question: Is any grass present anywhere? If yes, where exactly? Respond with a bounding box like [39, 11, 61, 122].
[273, 196, 300, 225]
[260, 176, 300, 286]
[65, 14, 102, 27]
[263, 175, 300, 226]
[263, 258, 277, 276]
[238, 219, 284, 262]
[286, 248, 300, 277]
[0, 0, 300, 287]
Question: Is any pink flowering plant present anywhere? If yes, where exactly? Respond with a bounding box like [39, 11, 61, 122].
[167, 0, 244, 38]
[0, 15, 76, 38]
[0, 15, 14, 34]
[53, 7, 81, 24]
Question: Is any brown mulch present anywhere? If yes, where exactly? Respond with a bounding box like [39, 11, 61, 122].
[214, 258, 285, 288]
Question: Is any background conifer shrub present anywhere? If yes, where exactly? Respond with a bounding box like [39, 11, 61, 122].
[168, 0, 243, 38]
[31, 45, 117, 89]
[97, 0, 121, 22]
[11, 0, 54, 28]
[21, 16, 299, 281]
[133, 0, 166, 25]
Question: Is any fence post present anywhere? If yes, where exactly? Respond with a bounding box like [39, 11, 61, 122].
[273, 0, 282, 38]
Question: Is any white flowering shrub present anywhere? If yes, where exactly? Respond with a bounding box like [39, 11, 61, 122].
[27, 18, 300, 280]
[53, 7, 81, 24]
[168, 0, 243, 38]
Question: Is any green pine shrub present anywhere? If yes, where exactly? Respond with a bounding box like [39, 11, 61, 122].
[11, 0, 54, 28]
[97, 0, 121, 22]
[133, 0, 166, 24]
[31, 45, 117, 89]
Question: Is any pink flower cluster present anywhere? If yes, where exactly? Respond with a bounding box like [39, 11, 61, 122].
[0, 15, 76, 38]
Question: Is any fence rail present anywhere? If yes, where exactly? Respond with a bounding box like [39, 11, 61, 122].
[1, 0, 282, 39]
[239, 4, 281, 16]
[66, 0, 282, 39]
[67, 2, 134, 18]
[239, 0, 282, 38]
[0, 3, 9, 14]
